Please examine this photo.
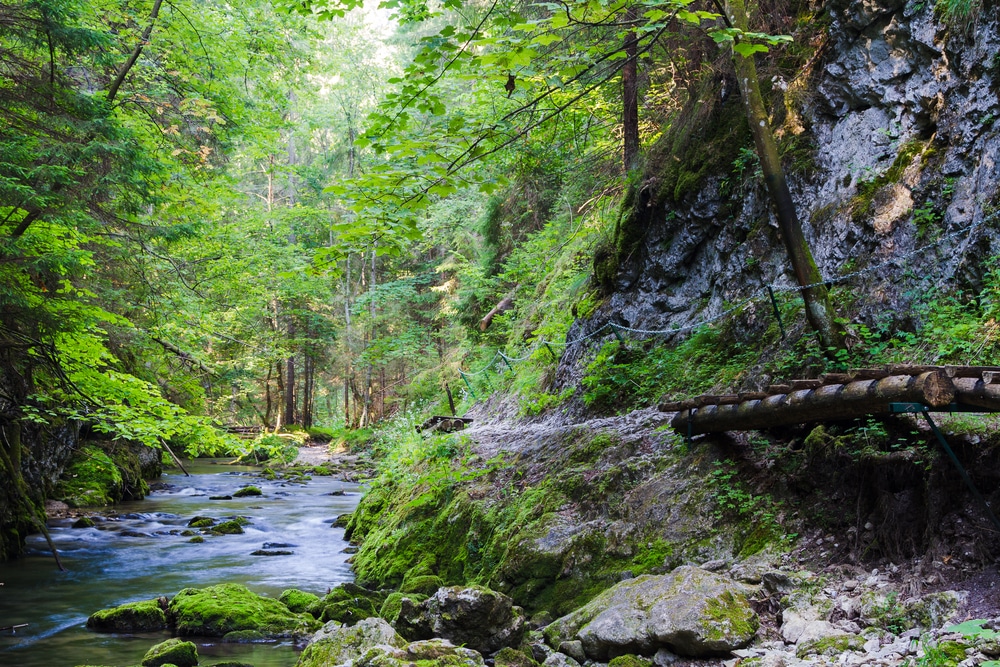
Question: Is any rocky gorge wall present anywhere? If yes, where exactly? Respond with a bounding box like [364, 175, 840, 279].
[561, 0, 1000, 387]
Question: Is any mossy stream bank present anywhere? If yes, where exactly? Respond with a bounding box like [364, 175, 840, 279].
[322, 405, 1000, 666]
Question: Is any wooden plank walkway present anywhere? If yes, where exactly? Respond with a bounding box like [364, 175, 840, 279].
[662, 365, 1000, 435]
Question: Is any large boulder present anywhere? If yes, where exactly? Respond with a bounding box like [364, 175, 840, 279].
[395, 585, 525, 654]
[543, 566, 758, 659]
[87, 599, 169, 633]
[296, 617, 406, 667]
[169, 583, 318, 638]
[141, 638, 198, 667]
[356, 638, 485, 667]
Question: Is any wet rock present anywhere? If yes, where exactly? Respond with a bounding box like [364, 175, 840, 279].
[264, 542, 296, 549]
[87, 599, 169, 633]
[72, 516, 96, 528]
[251, 549, 293, 556]
[187, 516, 215, 528]
[297, 616, 406, 667]
[395, 585, 526, 654]
[223, 629, 269, 642]
[169, 583, 318, 638]
[209, 495, 233, 500]
[356, 638, 485, 667]
[234, 486, 263, 498]
[120, 530, 152, 538]
[544, 566, 757, 659]
[189, 536, 204, 543]
[332, 513, 352, 528]
[141, 638, 198, 667]
[210, 520, 246, 535]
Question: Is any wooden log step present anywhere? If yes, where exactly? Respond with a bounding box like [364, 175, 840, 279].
[849, 368, 891, 380]
[953, 377, 1000, 411]
[789, 379, 823, 390]
[820, 373, 852, 385]
[767, 384, 791, 394]
[943, 365, 1000, 380]
[671, 371, 955, 435]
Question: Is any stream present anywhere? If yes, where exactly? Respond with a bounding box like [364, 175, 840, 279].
[0, 460, 361, 667]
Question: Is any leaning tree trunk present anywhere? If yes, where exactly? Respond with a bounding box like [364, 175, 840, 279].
[725, 0, 844, 353]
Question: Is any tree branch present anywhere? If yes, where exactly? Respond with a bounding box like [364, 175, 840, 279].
[107, 0, 164, 105]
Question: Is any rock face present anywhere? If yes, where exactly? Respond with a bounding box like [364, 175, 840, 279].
[169, 583, 318, 638]
[297, 617, 406, 667]
[544, 566, 758, 659]
[141, 638, 198, 667]
[87, 599, 169, 633]
[396, 585, 526, 654]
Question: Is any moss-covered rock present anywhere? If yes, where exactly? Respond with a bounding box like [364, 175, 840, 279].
[169, 583, 319, 638]
[210, 520, 245, 535]
[297, 617, 406, 667]
[608, 655, 653, 667]
[279, 589, 321, 614]
[544, 567, 757, 659]
[55, 445, 124, 507]
[355, 638, 485, 667]
[306, 583, 387, 626]
[494, 646, 540, 667]
[379, 592, 427, 624]
[795, 633, 865, 658]
[72, 516, 96, 528]
[233, 486, 262, 498]
[396, 585, 525, 654]
[187, 517, 216, 528]
[141, 638, 198, 667]
[87, 599, 169, 633]
[400, 575, 443, 596]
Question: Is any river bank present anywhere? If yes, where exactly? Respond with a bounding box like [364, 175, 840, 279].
[0, 454, 363, 667]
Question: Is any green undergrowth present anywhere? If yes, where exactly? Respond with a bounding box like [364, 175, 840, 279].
[346, 416, 762, 615]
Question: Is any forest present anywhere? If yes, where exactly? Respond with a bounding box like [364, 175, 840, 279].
[5, 0, 1000, 663]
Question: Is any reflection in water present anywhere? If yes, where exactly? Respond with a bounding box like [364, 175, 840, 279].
[0, 460, 361, 667]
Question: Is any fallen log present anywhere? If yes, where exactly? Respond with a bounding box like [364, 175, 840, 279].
[953, 377, 1000, 411]
[671, 371, 955, 435]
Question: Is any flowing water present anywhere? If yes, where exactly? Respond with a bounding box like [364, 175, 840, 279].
[0, 460, 361, 667]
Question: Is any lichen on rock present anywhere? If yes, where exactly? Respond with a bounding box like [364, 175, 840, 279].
[544, 566, 757, 660]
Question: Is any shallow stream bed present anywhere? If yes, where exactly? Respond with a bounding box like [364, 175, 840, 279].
[0, 460, 360, 667]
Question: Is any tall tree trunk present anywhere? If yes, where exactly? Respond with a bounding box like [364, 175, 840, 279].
[622, 7, 639, 169]
[263, 364, 274, 428]
[106, 0, 163, 105]
[275, 359, 285, 431]
[724, 0, 844, 353]
[284, 321, 296, 427]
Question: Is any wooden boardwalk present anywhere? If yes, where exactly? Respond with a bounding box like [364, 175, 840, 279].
[662, 365, 1000, 435]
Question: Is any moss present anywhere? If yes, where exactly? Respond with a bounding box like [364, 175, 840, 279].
[795, 633, 865, 658]
[307, 583, 387, 625]
[141, 638, 198, 667]
[222, 629, 268, 642]
[210, 520, 246, 535]
[168, 583, 319, 637]
[851, 139, 926, 222]
[400, 574, 444, 596]
[55, 445, 124, 507]
[494, 646, 539, 667]
[703, 591, 760, 643]
[278, 588, 320, 614]
[233, 486, 262, 497]
[72, 516, 96, 528]
[87, 599, 169, 633]
[187, 517, 215, 528]
[608, 656, 653, 667]
[379, 592, 427, 623]
[189, 536, 204, 543]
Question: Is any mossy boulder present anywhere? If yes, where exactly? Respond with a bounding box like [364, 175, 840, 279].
[87, 599, 169, 633]
[306, 583, 387, 626]
[379, 592, 427, 624]
[141, 638, 198, 667]
[188, 517, 216, 528]
[297, 617, 406, 667]
[168, 583, 319, 638]
[210, 520, 246, 535]
[544, 566, 758, 659]
[494, 646, 540, 667]
[72, 516, 96, 528]
[355, 638, 484, 667]
[400, 574, 443, 596]
[279, 589, 321, 614]
[56, 445, 124, 507]
[233, 486, 262, 498]
[396, 585, 525, 654]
